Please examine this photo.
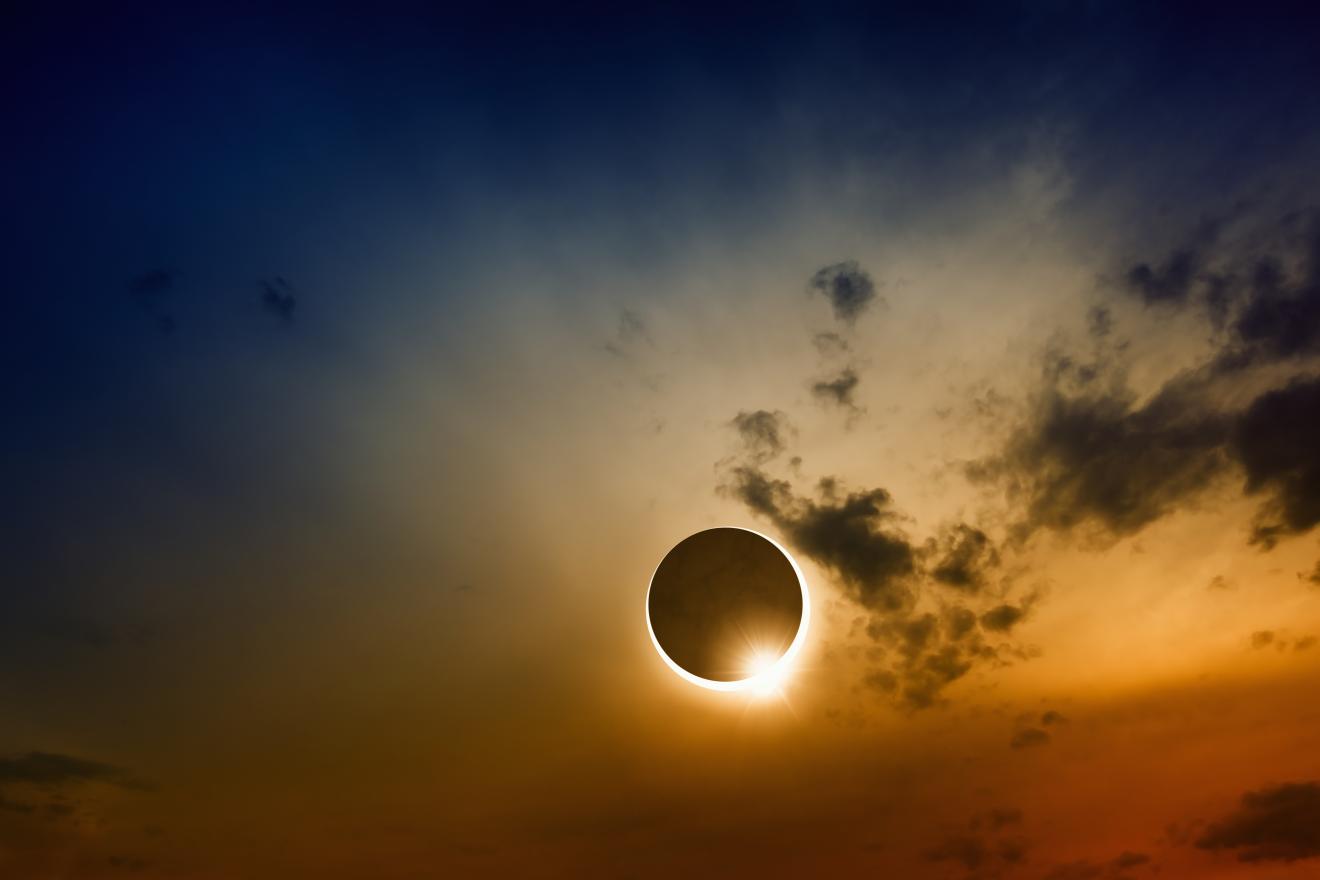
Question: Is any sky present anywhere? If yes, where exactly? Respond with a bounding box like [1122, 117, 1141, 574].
[4, 3, 1320, 877]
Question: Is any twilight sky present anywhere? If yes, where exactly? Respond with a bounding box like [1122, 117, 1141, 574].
[5, 4, 1320, 878]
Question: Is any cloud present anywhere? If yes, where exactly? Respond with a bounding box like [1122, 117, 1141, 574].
[970, 807, 1023, 831]
[1119, 208, 1319, 369]
[724, 468, 917, 612]
[924, 829, 1029, 873]
[811, 368, 861, 411]
[807, 261, 881, 326]
[998, 836, 1029, 865]
[1111, 852, 1151, 870]
[1040, 710, 1068, 726]
[1010, 727, 1050, 749]
[1087, 304, 1115, 340]
[0, 751, 147, 826]
[721, 423, 1035, 710]
[928, 524, 1000, 593]
[884, 638, 982, 710]
[973, 212, 1320, 553]
[812, 331, 849, 356]
[729, 410, 792, 463]
[1224, 226, 1320, 367]
[1120, 216, 1218, 308]
[1042, 851, 1154, 879]
[0, 794, 36, 814]
[924, 834, 988, 870]
[968, 372, 1232, 541]
[260, 277, 296, 322]
[1250, 630, 1276, 649]
[0, 752, 135, 788]
[721, 466, 1007, 709]
[1233, 377, 1320, 546]
[980, 603, 1029, 633]
[1196, 781, 1320, 862]
[604, 308, 653, 357]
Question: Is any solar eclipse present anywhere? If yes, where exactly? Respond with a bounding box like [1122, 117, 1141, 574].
[645, 527, 809, 693]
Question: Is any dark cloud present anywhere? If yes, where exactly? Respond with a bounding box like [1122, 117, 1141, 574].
[1233, 377, 1320, 546]
[1111, 852, 1151, 869]
[892, 641, 978, 710]
[969, 374, 1232, 541]
[1124, 249, 1199, 306]
[812, 331, 849, 356]
[975, 213, 1320, 553]
[981, 603, 1028, 633]
[970, 807, 1023, 831]
[722, 467, 1010, 709]
[1225, 228, 1320, 366]
[0, 752, 146, 829]
[1295, 635, 1317, 652]
[923, 834, 988, 871]
[723, 456, 1040, 709]
[944, 605, 979, 641]
[1308, 561, 1320, 586]
[0, 752, 133, 787]
[0, 794, 36, 814]
[1009, 727, 1050, 749]
[811, 368, 861, 411]
[1120, 216, 1220, 308]
[729, 410, 792, 463]
[1250, 630, 1276, 649]
[722, 406, 1036, 710]
[1111, 210, 1319, 368]
[998, 837, 1029, 864]
[1042, 862, 1104, 880]
[605, 309, 653, 357]
[260, 277, 296, 322]
[808, 261, 880, 326]
[724, 467, 916, 612]
[1087, 305, 1114, 340]
[1196, 781, 1320, 862]
[978, 365, 1320, 549]
[1042, 851, 1154, 879]
[928, 524, 1000, 593]
[1040, 710, 1068, 726]
[924, 830, 1028, 873]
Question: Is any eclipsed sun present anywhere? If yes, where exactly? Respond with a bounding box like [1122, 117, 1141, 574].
[645, 527, 809, 695]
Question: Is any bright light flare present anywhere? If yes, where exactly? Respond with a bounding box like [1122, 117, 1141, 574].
[745, 650, 792, 697]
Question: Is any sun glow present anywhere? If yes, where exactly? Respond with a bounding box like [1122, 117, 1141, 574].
[745, 650, 792, 697]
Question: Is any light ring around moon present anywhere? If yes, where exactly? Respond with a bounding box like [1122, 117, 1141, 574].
[645, 526, 810, 692]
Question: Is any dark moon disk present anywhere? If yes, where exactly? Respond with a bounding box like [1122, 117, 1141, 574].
[647, 528, 805, 683]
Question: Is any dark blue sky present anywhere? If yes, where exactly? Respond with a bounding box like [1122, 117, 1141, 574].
[6, 0, 1320, 669]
